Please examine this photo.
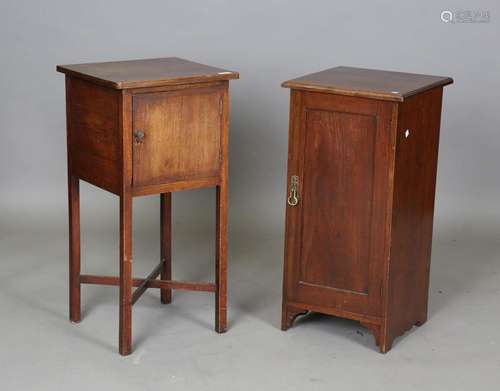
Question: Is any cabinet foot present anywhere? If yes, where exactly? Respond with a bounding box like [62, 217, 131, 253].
[281, 306, 308, 331]
[360, 322, 381, 347]
[360, 321, 394, 353]
[415, 317, 427, 327]
[379, 338, 393, 354]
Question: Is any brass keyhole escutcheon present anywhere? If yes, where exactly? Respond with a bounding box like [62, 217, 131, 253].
[287, 175, 299, 206]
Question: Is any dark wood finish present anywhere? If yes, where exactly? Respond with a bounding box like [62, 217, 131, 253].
[57, 57, 238, 90]
[59, 57, 237, 355]
[301, 109, 375, 294]
[293, 92, 394, 319]
[281, 305, 308, 331]
[119, 192, 133, 356]
[67, 77, 121, 194]
[384, 87, 444, 347]
[160, 193, 172, 304]
[66, 75, 81, 323]
[281, 90, 302, 332]
[68, 177, 81, 322]
[132, 176, 220, 197]
[80, 274, 216, 292]
[282, 90, 396, 330]
[281, 67, 452, 352]
[286, 300, 381, 324]
[131, 262, 164, 305]
[282, 66, 453, 102]
[215, 84, 229, 333]
[118, 90, 133, 356]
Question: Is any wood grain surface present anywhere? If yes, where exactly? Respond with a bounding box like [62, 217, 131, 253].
[283, 66, 452, 102]
[57, 57, 239, 89]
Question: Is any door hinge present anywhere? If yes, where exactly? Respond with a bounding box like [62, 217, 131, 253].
[219, 96, 223, 116]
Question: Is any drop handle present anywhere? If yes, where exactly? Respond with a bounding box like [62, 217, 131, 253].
[287, 175, 299, 206]
[133, 130, 145, 143]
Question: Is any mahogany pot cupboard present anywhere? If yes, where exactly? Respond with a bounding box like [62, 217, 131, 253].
[281, 66, 453, 352]
[58, 57, 453, 355]
[57, 57, 239, 355]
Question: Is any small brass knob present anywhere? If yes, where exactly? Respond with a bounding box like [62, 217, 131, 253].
[133, 130, 145, 143]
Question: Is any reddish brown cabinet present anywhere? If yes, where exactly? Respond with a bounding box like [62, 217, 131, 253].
[57, 57, 238, 355]
[281, 66, 452, 352]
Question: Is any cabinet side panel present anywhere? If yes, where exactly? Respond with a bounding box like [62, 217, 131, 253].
[67, 77, 121, 194]
[388, 87, 443, 342]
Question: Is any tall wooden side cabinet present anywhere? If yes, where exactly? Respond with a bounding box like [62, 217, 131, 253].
[57, 57, 239, 355]
[281, 66, 453, 352]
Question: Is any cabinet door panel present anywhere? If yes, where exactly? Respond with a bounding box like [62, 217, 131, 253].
[301, 110, 376, 294]
[132, 86, 223, 187]
[284, 91, 396, 316]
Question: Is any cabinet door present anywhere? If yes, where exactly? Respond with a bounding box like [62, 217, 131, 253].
[284, 91, 396, 317]
[132, 85, 223, 187]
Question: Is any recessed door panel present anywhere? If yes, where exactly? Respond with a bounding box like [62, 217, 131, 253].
[284, 91, 396, 316]
[301, 110, 376, 294]
[132, 86, 223, 187]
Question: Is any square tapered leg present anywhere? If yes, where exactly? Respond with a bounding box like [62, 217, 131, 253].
[215, 183, 228, 333]
[119, 193, 133, 356]
[160, 193, 172, 304]
[68, 175, 81, 323]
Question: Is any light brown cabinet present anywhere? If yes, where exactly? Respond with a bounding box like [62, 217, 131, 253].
[57, 57, 239, 355]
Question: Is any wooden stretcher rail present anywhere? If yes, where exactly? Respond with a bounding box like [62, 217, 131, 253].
[80, 274, 216, 293]
[131, 262, 164, 305]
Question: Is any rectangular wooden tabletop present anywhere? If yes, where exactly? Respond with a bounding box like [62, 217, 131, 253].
[282, 66, 453, 101]
[57, 57, 239, 89]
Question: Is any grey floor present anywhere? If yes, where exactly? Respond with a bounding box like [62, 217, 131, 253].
[1, 191, 499, 391]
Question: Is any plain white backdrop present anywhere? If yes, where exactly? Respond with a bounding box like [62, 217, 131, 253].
[0, 1, 499, 390]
